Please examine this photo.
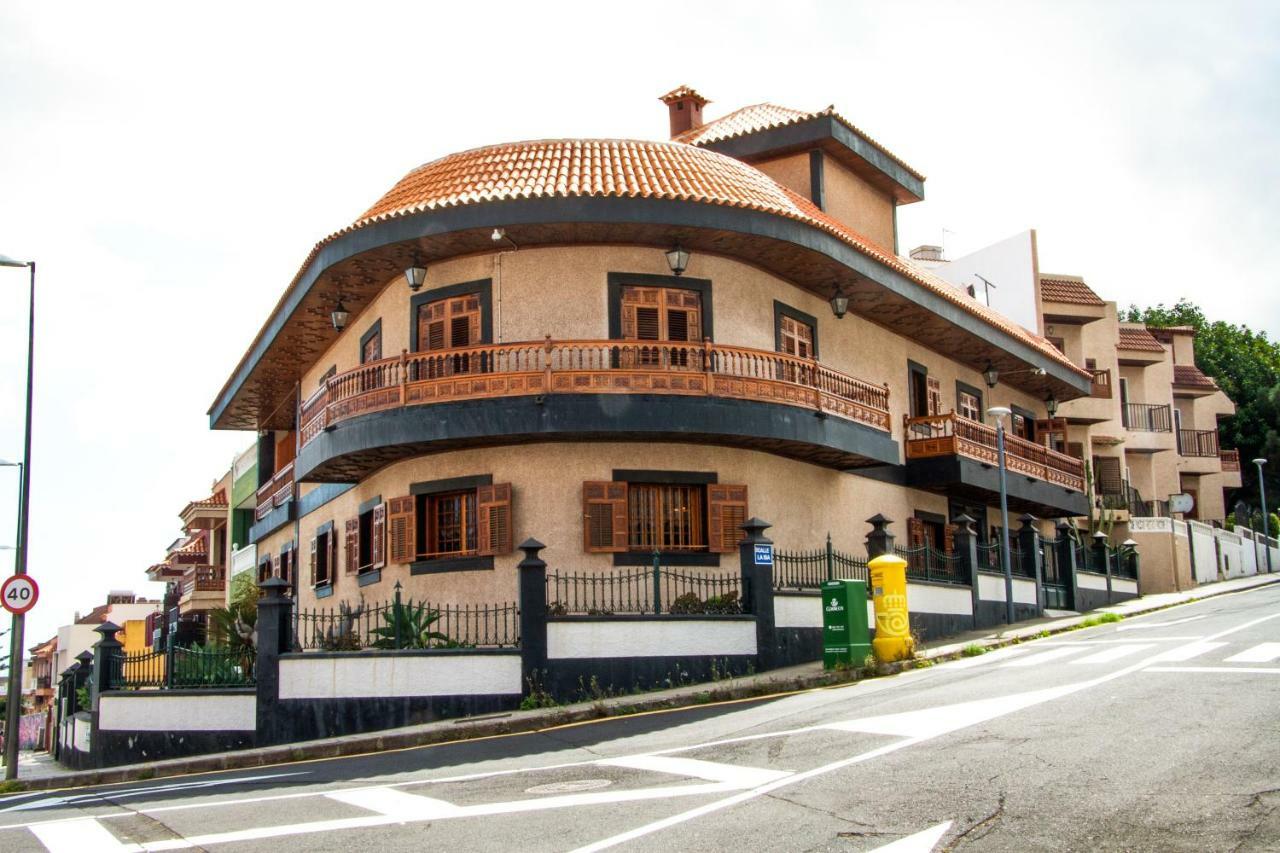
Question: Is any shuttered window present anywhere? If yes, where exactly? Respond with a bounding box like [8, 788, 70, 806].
[344, 519, 359, 576]
[958, 390, 981, 422]
[312, 530, 334, 586]
[583, 481, 748, 554]
[1092, 456, 1123, 495]
[386, 485, 514, 562]
[584, 481, 629, 552]
[477, 484, 513, 557]
[361, 330, 382, 364]
[926, 376, 942, 416]
[779, 315, 814, 359]
[628, 484, 705, 552]
[707, 484, 748, 553]
[417, 295, 481, 352]
[620, 286, 702, 368]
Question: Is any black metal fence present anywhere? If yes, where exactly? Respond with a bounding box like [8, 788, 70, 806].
[547, 564, 745, 615]
[106, 644, 256, 690]
[773, 539, 869, 590]
[896, 544, 968, 586]
[295, 593, 520, 651]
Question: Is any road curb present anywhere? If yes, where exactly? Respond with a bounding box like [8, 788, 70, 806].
[8, 574, 1277, 794]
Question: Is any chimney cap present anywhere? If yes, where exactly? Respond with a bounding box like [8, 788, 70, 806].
[909, 244, 944, 262]
[660, 85, 710, 108]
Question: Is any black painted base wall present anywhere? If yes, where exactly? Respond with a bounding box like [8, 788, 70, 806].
[96, 730, 257, 769]
[775, 627, 822, 667]
[910, 611, 975, 643]
[274, 694, 522, 744]
[1075, 583, 1112, 611]
[975, 601, 1040, 630]
[543, 655, 757, 701]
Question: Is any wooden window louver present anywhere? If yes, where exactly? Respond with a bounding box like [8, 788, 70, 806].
[583, 481, 629, 552]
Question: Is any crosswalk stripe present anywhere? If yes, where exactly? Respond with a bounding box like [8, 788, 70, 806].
[1224, 642, 1280, 664]
[30, 819, 139, 852]
[1148, 641, 1228, 663]
[1000, 647, 1082, 668]
[1069, 644, 1155, 664]
[596, 756, 790, 788]
[946, 646, 1032, 669]
[326, 787, 462, 820]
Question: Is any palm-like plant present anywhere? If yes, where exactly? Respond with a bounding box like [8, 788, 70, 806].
[371, 599, 450, 649]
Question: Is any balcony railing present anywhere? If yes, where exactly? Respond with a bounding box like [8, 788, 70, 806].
[299, 339, 892, 448]
[1121, 402, 1172, 432]
[254, 460, 295, 521]
[230, 543, 258, 577]
[903, 412, 1085, 492]
[1089, 368, 1112, 398]
[1221, 449, 1241, 472]
[1097, 478, 1170, 517]
[182, 565, 226, 597]
[1178, 429, 1220, 458]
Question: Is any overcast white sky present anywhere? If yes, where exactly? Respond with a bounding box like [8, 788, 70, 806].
[2, 1, 1278, 649]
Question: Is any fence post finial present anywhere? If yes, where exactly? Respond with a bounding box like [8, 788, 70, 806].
[865, 514, 894, 559]
[517, 537, 549, 699]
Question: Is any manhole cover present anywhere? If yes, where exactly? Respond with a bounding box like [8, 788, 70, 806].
[525, 779, 614, 795]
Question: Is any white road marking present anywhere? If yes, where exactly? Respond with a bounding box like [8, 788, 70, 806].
[596, 756, 790, 788]
[869, 820, 953, 852]
[822, 684, 1082, 740]
[1037, 636, 1205, 645]
[944, 646, 1033, 669]
[1145, 666, 1280, 675]
[1, 772, 307, 813]
[1069, 644, 1155, 664]
[999, 647, 1083, 668]
[1147, 641, 1228, 662]
[30, 819, 138, 852]
[1224, 642, 1280, 663]
[326, 787, 462, 820]
[1116, 614, 1207, 631]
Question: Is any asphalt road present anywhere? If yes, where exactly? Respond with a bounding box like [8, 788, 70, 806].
[1, 584, 1278, 852]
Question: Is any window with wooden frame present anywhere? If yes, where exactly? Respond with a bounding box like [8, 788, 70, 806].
[412, 293, 483, 380]
[926, 376, 942, 417]
[778, 315, 814, 359]
[309, 526, 337, 588]
[619, 285, 702, 367]
[276, 543, 295, 587]
[343, 501, 387, 576]
[1010, 410, 1034, 441]
[1047, 336, 1066, 354]
[583, 481, 747, 555]
[385, 482, 513, 565]
[360, 322, 382, 364]
[257, 556, 273, 585]
[1092, 455, 1123, 495]
[776, 307, 817, 384]
[908, 513, 954, 554]
[958, 389, 982, 422]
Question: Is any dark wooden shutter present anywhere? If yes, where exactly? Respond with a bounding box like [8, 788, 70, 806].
[1093, 456, 1122, 495]
[371, 503, 387, 569]
[908, 517, 926, 547]
[308, 537, 317, 586]
[583, 481, 628, 552]
[926, 377, 942, 416]
[477, 483, 514, 556]
[344, 519, 359, 575]
[1067, 442, 1085, 460]
[328, 530, 339, 584]
[387, 496, 417, 563]
[708, 484, 748, 553]
[944, 524, 957, 554]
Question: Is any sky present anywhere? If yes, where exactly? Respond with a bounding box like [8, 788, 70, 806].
[1, 0, 1278, 653]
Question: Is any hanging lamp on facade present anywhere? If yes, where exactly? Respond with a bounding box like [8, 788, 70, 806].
[665, 244, 690, 276]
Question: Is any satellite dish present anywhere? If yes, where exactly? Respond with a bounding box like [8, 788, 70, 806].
[1169, 493, 1195, 515]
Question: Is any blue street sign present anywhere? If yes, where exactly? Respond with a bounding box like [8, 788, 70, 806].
[754, 543, 774, 566]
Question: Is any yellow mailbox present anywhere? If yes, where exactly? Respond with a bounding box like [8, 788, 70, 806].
[868, 554, 914, 662]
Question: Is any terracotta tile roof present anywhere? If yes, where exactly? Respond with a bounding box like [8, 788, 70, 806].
[1039, 274, 1105, 306]
[674, 103, 926, 182]
[76, 604, 111, 625]
[659, 85, 709, 106]
[346, 139, 1076, 379]
[185, 488, 227, 511]
[1117, 326, 1167, 352]
[1173, 364, 1217, 388]
[170, 532, 208, 558]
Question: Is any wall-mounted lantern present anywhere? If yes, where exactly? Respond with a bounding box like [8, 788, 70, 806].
[665, 244, 690, 276]
[829, 284, 849, 319]
[331, 301, 350, 332]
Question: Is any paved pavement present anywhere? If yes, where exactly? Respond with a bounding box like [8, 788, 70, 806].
[0, 578, 1276, 851]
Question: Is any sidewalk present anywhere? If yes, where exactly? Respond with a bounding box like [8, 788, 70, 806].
[11, 572, 1278, 793]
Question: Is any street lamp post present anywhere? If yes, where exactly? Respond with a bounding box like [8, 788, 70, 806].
[1255, 458, 1272, 574]
[0, 254, 34, 779]
[988, 406, 1015, 624]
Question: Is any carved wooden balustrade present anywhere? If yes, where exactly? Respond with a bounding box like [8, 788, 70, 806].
[182, 565, 226, 597]
[254, 460, 295, 521]
[903, 412, 1085, 492]
[1089, 368, 1112, 399]
[1220, 449, 1240, 472]
[299, 338, 892, 448]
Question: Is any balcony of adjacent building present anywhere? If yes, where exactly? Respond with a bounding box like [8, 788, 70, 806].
[1177, 428, 1225, 474]
[294, 338, 901, 484]
[179, 488, 228, 533]
[903, 412, 1088, 517]
[1120, 402, 1176, 453]
[249, 460, 296, 541]
[1219, 448, 1243, 488]
[1060, 365, 1115, 425]
[1096, 477, 1169, 519]
[178, 565, 226, 613]
[230, 542, 258, 579]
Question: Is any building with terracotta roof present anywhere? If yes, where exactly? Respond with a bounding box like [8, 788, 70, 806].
[210, 87, 1103, 616]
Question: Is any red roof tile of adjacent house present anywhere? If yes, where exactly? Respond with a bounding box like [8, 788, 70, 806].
[674, 103, 926, 182]
[1173, 364, 1217, 388]
[1117, 326, 1167, 352]
[1039, 274, 1105, 306]
[350, 139, 1077, 378]
[76, 604, 111, 625]
[659, 85, 709, 106]
[169, 532, 208, 558]
[185, 488, 227, 511]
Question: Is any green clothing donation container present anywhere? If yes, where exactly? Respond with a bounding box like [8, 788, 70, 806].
[822, 578, 871, 669]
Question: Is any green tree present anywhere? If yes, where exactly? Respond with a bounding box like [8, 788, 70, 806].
[1123, 299, 1280, 504]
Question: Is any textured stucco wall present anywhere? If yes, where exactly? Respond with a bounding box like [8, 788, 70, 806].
[278, 653, 521, 699]
[819, 155, 896, 250]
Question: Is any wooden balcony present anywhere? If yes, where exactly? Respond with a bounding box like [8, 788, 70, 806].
[179, 565, 226, 612]
[904, 412, 1086, 493]
[254, 460, 295, 521]
[1089, 368, 1112, 398]
[299, 339, 892, 449]
[1220, 449, 1241, 472]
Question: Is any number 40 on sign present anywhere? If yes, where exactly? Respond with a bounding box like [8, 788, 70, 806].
[1, 575, 38, 615]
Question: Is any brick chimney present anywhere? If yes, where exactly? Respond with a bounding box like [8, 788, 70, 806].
[660, 85, 710, 139]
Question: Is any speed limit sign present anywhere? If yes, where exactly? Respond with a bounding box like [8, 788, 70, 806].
[1, 576, 38, 615]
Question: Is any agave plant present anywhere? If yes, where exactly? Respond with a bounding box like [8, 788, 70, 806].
[371, 599, 450, 649]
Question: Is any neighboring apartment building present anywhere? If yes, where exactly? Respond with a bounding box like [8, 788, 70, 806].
[24, 636, 57, 716]
[208, 85, 1094, 617]
[54, 593, 160, 675]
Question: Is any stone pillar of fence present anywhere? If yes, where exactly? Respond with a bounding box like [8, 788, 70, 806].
[865, 514, 895, 559]
[1123, 538, 1140, 582]
[1092, 531, 1113, 605]
[255, 576, 293, 746]
[517, 539, 548, 694]
[1056, 521, 1081, 613]
[738, 518, 777, 673]
[74, 650, 93, 699]
[952, 514, 981, 628]
[89, 622, 122, 768]
[1018, 514, 1043, 615]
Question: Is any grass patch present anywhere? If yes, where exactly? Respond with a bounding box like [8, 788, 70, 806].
[1078, 612, 1123, 628]
[961, 643, 988, 657]
[0, 780, 26, 795]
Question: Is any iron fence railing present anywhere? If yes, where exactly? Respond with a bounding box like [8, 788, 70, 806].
[773, 539, 869, 590]
[295, 592, 519, 651]
[1122, 402, 1172, 432]
[896, 544, 968, 586]
[976, 542, 1028, 575]
[106, 643, 256, 690]
[547, 563, 745, 615]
